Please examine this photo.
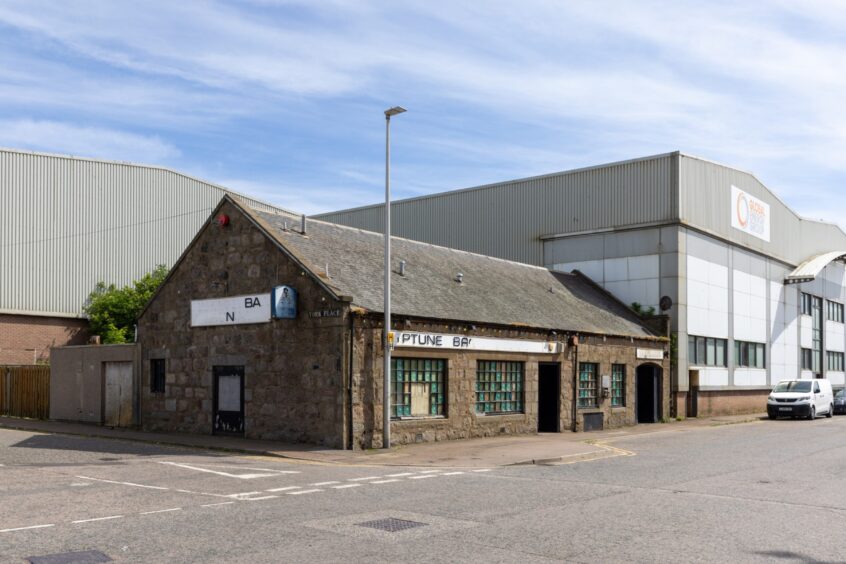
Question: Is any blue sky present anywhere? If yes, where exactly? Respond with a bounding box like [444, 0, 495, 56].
[1, 1, 845, 221]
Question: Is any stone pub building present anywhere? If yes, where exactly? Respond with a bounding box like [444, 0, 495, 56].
[137, 196, 669, 449]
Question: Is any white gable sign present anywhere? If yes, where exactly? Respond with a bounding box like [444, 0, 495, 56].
[731, 185, 770, 242]
[191, 294, 271, 327]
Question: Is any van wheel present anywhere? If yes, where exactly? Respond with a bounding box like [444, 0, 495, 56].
[767, 413, 776, 420]
[808, 406, 816, 420]
[827, 404, 834, 418]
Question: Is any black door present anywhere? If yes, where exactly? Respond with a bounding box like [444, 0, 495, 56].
[636, 364, 660, 423]
[213, 365, 245, 435]
[538, 363, 560, 432]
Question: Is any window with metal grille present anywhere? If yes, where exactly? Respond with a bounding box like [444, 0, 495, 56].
[611, 364, 626, 407]
[150, 359, 166, 394]
[828, 301, 844, 323]
[391, 358, 446, 419]
[734, 341, 765, 368]
[827, 351, 844, 372]
[578, 363, 598, 408]
[688, 336, 727, 367]
[475, 361, 524, 414]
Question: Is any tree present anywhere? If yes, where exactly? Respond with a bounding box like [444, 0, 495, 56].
[84, 265, 168, 344]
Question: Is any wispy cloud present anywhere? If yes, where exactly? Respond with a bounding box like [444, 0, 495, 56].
[0, 120, 180, 162]
[0, 1, 844, 224]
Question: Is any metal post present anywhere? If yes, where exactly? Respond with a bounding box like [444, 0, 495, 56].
[383, 106, 405, 449]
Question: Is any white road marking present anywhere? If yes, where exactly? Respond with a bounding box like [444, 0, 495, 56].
[141, 508, 182, 515]
[70, 482, 91, 487]
[0, 524, 54, 533]
[72, 515, 123, 524]
[157, 461, 287, 479]
[266, 486, 301, 492]
[471, 469, 492, 472]
[287, 489, 322, 495]
[196, 464, 299, 475]
[348, 476, 382, 481]
[201, 502, 234, 508]
[76, 476, 168, 490]
[442, 471, 465, 475]
[226, 491, 262, 499]
[245, 495, 278, 501]
[419, 470, 442, 474]
[385, 472, 413, 477]
[369, 479, 400, 484]
[311, 481, 340, 486]
[332, 484, 362, 489]
[409, 474, 437, 480]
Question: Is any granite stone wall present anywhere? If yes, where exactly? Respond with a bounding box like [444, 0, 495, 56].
[138, 200, 350, 448]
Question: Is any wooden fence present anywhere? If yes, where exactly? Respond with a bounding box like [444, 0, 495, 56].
[0, 365, 50, 419]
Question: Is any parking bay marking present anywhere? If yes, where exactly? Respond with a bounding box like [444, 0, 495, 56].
[0, 524, 54, 533]
[157, 461, 298, 479]
[72, 515, 123, 524]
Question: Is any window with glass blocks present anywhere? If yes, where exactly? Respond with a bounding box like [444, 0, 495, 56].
[391, 358, 446, 419]
[611, 364, 626, 407]
[475, 361, 524, 414]
[578, 362, 599, 408]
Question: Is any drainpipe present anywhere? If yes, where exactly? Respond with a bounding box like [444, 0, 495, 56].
[571, 334, 579, 432]
[347, 314, 355, 450]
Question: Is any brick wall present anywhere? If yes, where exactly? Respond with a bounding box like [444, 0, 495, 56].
[0, 314, 88, 364]
[696, 389, 768, 416]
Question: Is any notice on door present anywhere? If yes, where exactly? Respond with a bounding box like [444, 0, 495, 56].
[218, 375, 241, 412]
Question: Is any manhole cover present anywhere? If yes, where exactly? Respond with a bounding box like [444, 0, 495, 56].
[356, 517, 428, 532]
[27, 550, 112, 564]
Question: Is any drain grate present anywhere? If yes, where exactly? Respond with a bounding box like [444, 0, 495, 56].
[356, 517, 428, 533]
[27, 550, 112, 564]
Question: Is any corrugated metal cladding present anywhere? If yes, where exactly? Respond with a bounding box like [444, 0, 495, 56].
[316, 154, 677, 266]
[1, 149, 296, 317]
[678, 155, 846, 266]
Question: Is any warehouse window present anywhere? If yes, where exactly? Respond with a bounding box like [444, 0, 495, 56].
[828, 301, 844, 323]
[801, 293, 814, 316]
[475, 361, 524, 414]
[150, 359, 166, 394]
[611, 364, 626, 407]
[801, 348, 813, 371]
[734, 341, 765, 368]
[688, 336, 727, 367]
[827, 351, 844, 372]
[391, 358, 446, 418]
[578, 363, 599, 408]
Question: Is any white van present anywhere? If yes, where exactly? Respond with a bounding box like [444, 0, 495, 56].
[767, 379, 834, 420]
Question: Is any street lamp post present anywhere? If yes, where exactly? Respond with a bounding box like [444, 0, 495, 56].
[383, 105, 406, 449]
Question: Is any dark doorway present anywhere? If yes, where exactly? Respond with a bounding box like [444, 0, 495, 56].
[688, 370, 699, 418]
[538, 363, 561, 432]
[213, 365, 245, 435]
[636, 364, 661, 423]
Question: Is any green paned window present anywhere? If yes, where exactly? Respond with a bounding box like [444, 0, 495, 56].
[391, 358, 447, 419]
[475, 360, 524, 414]
[611, 364, 626, 407]
[578, 363, 598, 408]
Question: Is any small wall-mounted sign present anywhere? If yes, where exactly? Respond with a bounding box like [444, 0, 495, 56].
[272, 285, 297, 319]
[393, 331, 558, 354]
[636, 348, 664, 360]
[308, 309, 341, 319]
[191, 294, 270, 327]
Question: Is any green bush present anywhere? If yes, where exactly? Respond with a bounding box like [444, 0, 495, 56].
[84, 265, 168, 344]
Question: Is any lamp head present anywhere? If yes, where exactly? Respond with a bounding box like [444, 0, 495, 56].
[385, 106, 407, 117]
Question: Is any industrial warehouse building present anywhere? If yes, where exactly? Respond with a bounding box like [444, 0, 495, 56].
[0, 148, 294, 364]
[137, 196, 669, 447]
[316, 152, 846, 417]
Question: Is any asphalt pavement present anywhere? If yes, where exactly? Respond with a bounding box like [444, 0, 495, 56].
[2, 416, 845, 563]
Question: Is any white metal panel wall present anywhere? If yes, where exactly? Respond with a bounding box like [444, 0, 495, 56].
[317, 154, 677, 266]
[0, 149, 296, 317]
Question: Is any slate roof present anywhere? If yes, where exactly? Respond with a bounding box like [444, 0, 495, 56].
[242, 199, 656, 339]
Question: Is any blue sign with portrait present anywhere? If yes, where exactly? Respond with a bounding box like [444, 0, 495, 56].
[271, 285, 297, 319]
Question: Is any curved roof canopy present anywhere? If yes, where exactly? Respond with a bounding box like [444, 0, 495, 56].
[785, 251, 846, 285]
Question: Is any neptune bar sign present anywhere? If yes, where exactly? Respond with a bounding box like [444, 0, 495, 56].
[191, 293, 271, 327]
[731, 185, 770, 242]
[393, 331, 559, 353]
